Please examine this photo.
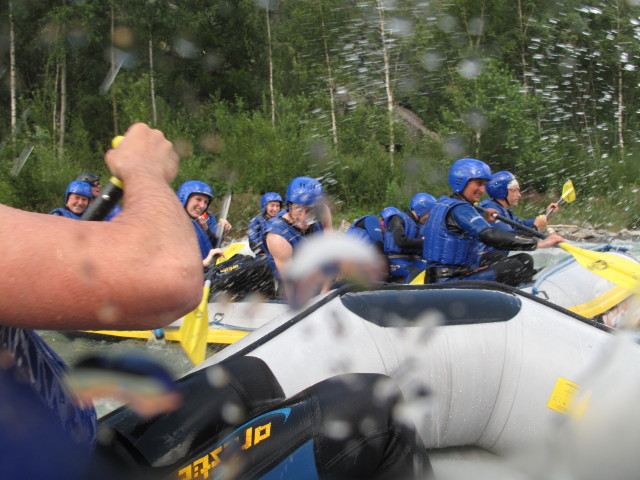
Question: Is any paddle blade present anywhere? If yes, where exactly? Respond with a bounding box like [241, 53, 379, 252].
[561, 180, 576, 204]
[179, 281, 211, 365]
[560, 243, 640, 293]
[216, 242, 246, 265]
[546, 179, 576, 217]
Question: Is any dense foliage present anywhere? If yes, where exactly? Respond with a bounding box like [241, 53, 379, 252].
[2, 0, 640, 229]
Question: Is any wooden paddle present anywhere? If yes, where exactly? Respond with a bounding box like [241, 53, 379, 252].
[545, 179, 576, 218]
[476, 205, 640, 294]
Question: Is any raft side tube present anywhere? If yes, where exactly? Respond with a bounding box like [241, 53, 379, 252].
[97, 356, 285, 472]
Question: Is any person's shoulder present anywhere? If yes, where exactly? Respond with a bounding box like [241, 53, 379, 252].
[478, 198, 494, 208]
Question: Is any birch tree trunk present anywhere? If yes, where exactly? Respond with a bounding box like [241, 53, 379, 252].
[266, 7, 276, 128]
[52, 63, 59, 144]
[9, 0, 17, 136]
[110, 6, 119, 135]
[614, 0, 625, 152]
[319, 1, 338, 145]
[58, 52, 67, 155]
[149, 26, 158, 126]
[375, 0, 395, 164]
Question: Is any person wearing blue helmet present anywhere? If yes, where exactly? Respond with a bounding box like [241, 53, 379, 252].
[49, 180, 93, 219]
[422, 158, 564, 286]
[177, 180, 232, 263]
[380, 192, 435, 283]
[247, 192, 283, 255]
[346, 214, 385, 253]
[281, 176, 333, 231]
[478, 171, 559, 246]
[76, 172, 121, 221]
[264, 176, 328, 297]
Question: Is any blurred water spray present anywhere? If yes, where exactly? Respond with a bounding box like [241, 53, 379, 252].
[100, 49, 131, 95]
[285, 233, 387, 309]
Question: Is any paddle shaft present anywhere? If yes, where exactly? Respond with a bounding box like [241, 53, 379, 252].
[545, 197, 567, 217]
[81, 136, 125, 222]
[214, 192, 232, 249]
[80, 176, 123, 221]
[474, 205, 546, 239]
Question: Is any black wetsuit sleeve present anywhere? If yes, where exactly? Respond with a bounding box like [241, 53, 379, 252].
[478, 228, 538, 251]
[389, 216, 423, 250]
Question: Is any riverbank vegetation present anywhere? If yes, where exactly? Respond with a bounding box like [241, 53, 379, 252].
[2, 0, 640, 230]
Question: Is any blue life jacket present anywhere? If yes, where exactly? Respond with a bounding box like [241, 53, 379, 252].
[423, 196, 484, 268]
[49, 207, 81, 220]
[192, 219, 214, 259]
[478, 199, 536, 230]
[247, 214, 269, 254]
[382, 210, 421, 255]
[477, 199, 536, 254]
[264, 215, 322, 281]
[346, 215, 383, 246]
[104, 205, 122, 221]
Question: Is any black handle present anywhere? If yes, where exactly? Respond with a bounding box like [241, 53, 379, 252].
[80, 176, 124, 221]
[474, 205, 546, 239]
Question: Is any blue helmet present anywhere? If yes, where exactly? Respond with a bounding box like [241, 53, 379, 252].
[486, 171, 518, 200]
[410, 193, 437, 217]
[448, 158, 492, 193]
[285, 176, 323, 206]
[65, 181, 92, 203]
[177, 180, 213, 207]
[260, 192, 283, 211]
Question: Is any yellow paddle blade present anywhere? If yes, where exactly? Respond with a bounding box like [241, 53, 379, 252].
[561, 179, 576, 203]
[410, 270, 426, 284]
[216, 242, 246, 265]
[560, 243, 640, 293]
[179, 281, 211, 365]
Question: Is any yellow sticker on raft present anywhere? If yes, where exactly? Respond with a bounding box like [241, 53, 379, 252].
[547, 377, 591, 418]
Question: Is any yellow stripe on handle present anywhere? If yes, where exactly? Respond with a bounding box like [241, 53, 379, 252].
[112, 135, 124, 148]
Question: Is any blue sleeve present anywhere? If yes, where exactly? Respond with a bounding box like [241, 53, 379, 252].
[491, 219, 513, 232]
[450, 203, 492, 240]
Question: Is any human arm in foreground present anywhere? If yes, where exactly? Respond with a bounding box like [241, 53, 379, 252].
[0, 123, 202, 330]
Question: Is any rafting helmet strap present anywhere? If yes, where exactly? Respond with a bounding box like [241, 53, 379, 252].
[177, 180, 214, 208]
[448, 158, 492, 193]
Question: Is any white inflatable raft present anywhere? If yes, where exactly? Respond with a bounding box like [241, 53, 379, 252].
[98, 282, 640, 478]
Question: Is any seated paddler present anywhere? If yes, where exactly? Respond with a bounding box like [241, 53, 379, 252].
[247, 191, 283, 255]
[381, 192, 436, 283]
[264, 176, 327, 298]
[177, 180, 231, 266]
[422, 158, 564, 286]
[49, 180, 93, 219]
